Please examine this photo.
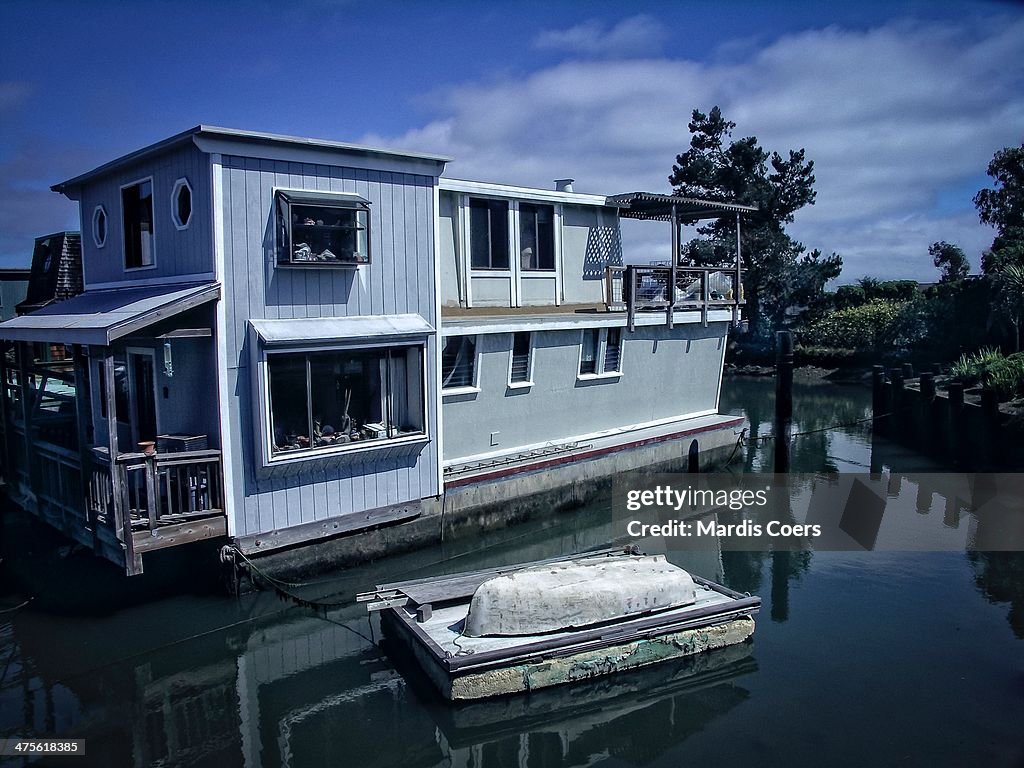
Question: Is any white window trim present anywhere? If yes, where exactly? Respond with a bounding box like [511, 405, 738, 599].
[120, 175, 158, 272]
[507, 331, 534, 389]
[171, 177, 193, 230]
[92, 205, 107, 249]
[576, 328, 624, 381]
[459, 193, 563, 309]
[250, 333, 430, 467]
[441, 333, 480, 397]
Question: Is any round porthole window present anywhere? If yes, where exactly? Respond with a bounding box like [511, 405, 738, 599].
[92, 206, 107, 248]
[172, 178, 192, 230]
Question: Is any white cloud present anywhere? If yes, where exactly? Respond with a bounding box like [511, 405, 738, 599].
[365, 15, 1024, 282]
[533, 15, 668, 58]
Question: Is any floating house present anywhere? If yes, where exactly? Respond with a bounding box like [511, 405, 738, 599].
[0, 126, 751, 575]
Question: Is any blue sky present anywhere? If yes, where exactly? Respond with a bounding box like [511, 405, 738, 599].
[1, 1, 1022, 281]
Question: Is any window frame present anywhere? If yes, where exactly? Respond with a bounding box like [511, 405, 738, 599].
[577, 327, 624, 381]
[92, 205, 107, 249]
[441, 334, 480, 396]
[518, 202, 555, 272]
[507, 331, 534, 388]
[171, 177, 193, 231]
[255, 338, 429, 466]
[468, 198, 510, 271]
[120, 176, 157, 272]
[275, 188, 372, 269]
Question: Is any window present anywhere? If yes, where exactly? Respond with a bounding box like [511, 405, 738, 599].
[470, 198, 509, 269]
[509, 332, 532, 385]
[519, 203, 555, 271]
[441, 336, 477, 390]
[171, 178, 192, 230]
[267, 345, 424, 457]
[122, 179, 155, 269]
[604, 327, 622, 373]
[276, 190, 370, 267]
[579, 329, 599, 375]
[579, 328, 623, 378]
[92, 206, 107, 248]
[97, 360, 130, 424]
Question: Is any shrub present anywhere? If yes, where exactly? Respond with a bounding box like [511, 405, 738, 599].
[800, 300, 925, 352]
[950, 348, 1024, 400]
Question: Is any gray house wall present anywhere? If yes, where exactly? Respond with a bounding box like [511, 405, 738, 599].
[78, 144, 213, 287]
[0, 279, 29, 321]
[561, 205, 622, 305]
[218, 155, 441, 539]
[442, 321, 727, 462]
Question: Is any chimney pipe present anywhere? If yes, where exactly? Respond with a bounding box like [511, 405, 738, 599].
[554, 178, 575, 193]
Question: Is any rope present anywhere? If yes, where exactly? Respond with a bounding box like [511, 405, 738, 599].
[738, 405, 909, 447]
[229, 547, 352, 610]
[0, 597, 33, 615]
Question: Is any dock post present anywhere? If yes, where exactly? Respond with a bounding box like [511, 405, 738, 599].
[918, 372, 935, 452]
[774, 331, 793, 473]
[902, 362, 914, 379]
[889, 367, 905, 433]
[980, 388, 1001, 469]
[872, 365, 887, 433]
[947, 382, 965, 466]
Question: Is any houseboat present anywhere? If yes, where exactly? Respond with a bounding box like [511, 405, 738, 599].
[0, 125, 752, 576]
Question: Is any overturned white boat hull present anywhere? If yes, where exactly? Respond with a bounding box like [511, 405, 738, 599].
[361, 549, 761, 701]
[465, 554, 696, 637]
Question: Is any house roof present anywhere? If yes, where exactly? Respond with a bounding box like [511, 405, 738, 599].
[608, 192, 758, 221]
[0, 282, 219, 346]
[53, 125, 452, 193]
[17, 231, 83, 314]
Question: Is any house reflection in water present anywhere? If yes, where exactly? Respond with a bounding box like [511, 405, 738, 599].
[2, 601, 754, 768]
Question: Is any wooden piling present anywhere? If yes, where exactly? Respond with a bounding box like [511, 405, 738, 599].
[902, 362, 914, 379]
[774, 331, 793, 473]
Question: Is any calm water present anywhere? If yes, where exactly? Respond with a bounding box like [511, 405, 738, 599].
[1, 378, 1022, 768]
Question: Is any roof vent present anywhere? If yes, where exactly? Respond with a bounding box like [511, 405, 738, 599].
[554, 178, 575, 193]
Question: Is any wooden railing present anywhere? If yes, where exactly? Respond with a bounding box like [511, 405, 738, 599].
[90, 449, 225, 535]
[605, 265, 744, 331]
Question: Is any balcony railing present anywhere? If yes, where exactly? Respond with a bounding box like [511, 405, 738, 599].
[606, 265, 744, 331]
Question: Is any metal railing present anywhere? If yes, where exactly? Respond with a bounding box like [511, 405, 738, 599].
[605, 265, 743, 330]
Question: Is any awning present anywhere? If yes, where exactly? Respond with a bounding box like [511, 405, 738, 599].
[250, 314, 434, 347]
[277, 189, 370, 207]
[607, 192, 758, 221]
[0, 282, 220, 346]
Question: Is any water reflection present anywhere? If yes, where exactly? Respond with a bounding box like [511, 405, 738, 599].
[1, 377, 1022, 767]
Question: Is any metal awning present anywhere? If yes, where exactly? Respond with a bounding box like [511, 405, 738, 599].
[277, 189, 370, 207]
[0, 282, 220, 346]
[607, 192, 758, 221]
[250, 314, 434, 347]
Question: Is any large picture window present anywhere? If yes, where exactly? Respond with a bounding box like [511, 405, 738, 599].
[122, 179, 155, 269]
[470, 198, 509, 270]
[276, 190, 370, 267]
[267, 345, 423, 457]
[518, 203, 554, 271]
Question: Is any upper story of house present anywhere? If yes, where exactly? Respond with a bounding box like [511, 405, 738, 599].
[438, 178, 624, 314]
[50, 126, 753, 338]
[52, 126, 449, 313]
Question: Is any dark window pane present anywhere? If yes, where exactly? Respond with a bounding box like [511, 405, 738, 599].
[286, 202, 369, 265]
[122, 180, 154, 269]
[268, 354, 310, 453]
[604, 327, 622, 373]
[470, 199, 509, 269]
[510, 332, 531, 383]
[579, 329, 599, 375]
[175, 183, 192, 227]
[520, 203, 554, 271]
[269, 345, 425, 457]
[442, 336, 476, 389]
